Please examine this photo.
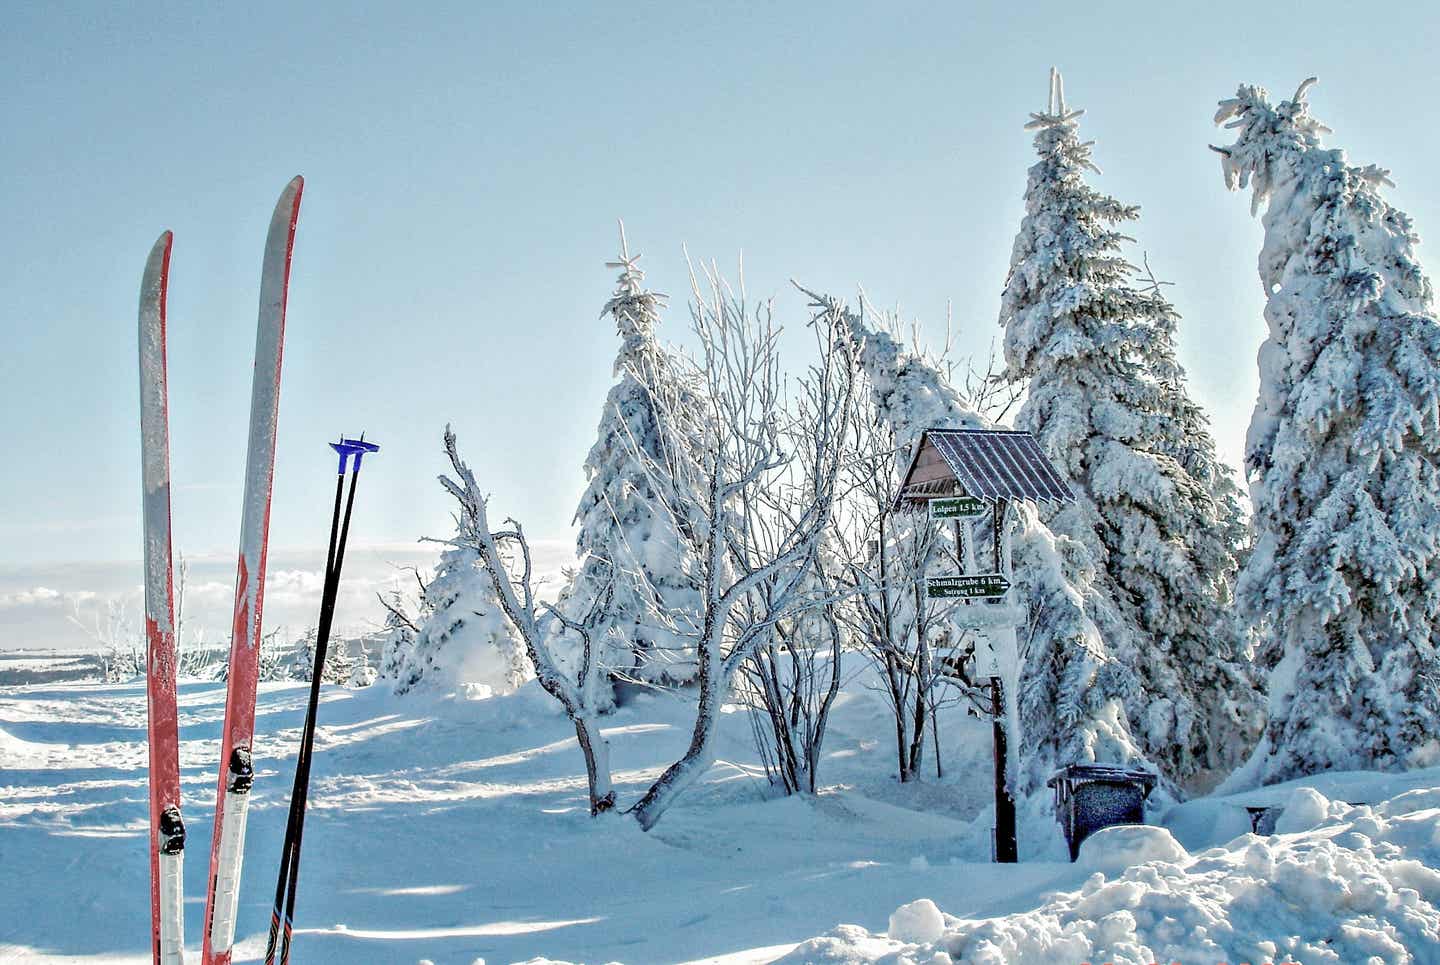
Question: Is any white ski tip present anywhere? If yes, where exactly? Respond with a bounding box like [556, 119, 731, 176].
[265, 177, 304, 254]
[142, 231, 173, 286]
[277, 175, 304, 208]
[138, 229, 173, 383]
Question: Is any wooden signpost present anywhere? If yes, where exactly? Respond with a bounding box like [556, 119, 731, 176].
[893, 428, 1076, 866]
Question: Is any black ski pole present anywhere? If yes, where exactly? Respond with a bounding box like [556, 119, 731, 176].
[278, 459, 362, 965]
[265, 436, 378, 965]
[265, 463, 346, 963]
[270, 438, 372, 964]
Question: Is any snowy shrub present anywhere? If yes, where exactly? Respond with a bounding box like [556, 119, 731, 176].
[389, 542, 529, 697]
[347, 663, 378, 688]
[735, 561, 845, 795]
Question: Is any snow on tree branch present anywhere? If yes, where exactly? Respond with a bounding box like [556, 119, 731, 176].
[623, 261, 858, 829]
[440, 426, 617, 814]
[1214, 77, 1440, 786]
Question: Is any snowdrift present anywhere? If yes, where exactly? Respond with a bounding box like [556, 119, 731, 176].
[780, 778, 1440, 964]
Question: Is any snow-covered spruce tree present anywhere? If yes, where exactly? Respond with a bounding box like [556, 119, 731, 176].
[1214, 78, 1440, 784]
[566, 226, 704, 686]
[816, 290, 1148, 798]
[320, 635, 355, 686]
[999, 70, 1260, 786]
[390, 540, 529, 696]
[291, 626, 318, 682]
[1135, 258, 1261, 723]
[376, 584, 423, 686]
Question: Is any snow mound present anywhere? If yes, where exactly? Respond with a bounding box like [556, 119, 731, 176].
[779, 777, 1440, 964]
[1273, 786, 1342, 834]
[1380, 787, 1440, 817]
[1077, 824, 1188, 875]
[888, 898, 946, 945]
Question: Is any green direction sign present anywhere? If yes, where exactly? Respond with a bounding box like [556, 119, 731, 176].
[927, 573, 1011, 600]
[929, 495, 990, 520]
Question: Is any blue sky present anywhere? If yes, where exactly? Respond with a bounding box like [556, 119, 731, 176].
[4, 1, 1439, 646]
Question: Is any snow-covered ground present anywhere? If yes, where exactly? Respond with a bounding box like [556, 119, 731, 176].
[5, 656, 1440, 964]
[0, 649, 102, 686]
[0, 656, 1076, 964]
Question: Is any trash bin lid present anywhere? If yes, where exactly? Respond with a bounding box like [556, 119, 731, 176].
[1046, 762, 1159, 791]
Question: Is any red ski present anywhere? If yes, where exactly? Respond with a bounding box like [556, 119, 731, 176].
[201, 176, 304, 965]
[139, 230, 185, 965]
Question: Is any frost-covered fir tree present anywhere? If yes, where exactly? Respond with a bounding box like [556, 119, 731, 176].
[566, 226, 704, 684]
[1214, 78, 1440, 784]
[320, 635, 355, 685]
[999, 70, 1261, 786]
[292, 626, 319, 682]
[831, 296, 1148, 797]
[1137, 259, 1260, 710]
[377, 585, 422, 686]
[391, 541, 529, 696]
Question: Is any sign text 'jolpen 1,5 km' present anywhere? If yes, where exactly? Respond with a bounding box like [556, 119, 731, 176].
[926, 573, 1011, 600]
[928, 495, 989, 520]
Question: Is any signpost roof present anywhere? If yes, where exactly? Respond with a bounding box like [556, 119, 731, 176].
[896, 428, 1074, 506]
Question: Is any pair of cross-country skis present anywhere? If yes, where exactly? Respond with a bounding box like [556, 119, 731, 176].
[138, 176, 378, 965]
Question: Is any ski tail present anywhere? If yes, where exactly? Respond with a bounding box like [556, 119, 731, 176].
[202, 176, 304, 965]
[139, 230, 185, 965]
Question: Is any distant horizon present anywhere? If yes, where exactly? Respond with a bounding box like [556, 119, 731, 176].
[0, 537, 577, 651]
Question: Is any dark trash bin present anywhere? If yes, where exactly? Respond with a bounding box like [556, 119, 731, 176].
[1047, 763, 1158, 862]
[1246, 805, 1281, 835]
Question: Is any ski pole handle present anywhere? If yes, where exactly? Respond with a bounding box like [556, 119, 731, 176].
[329, 435, 379, 475]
